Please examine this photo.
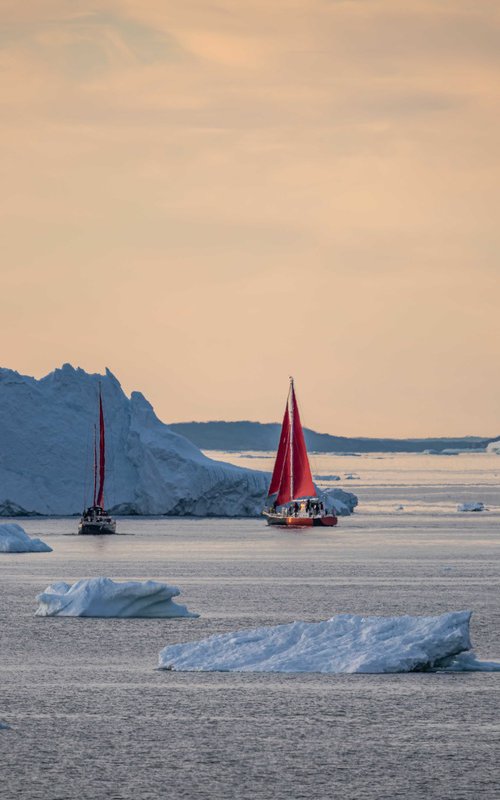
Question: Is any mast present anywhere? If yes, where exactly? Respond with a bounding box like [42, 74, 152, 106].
[96, 387, 105, 508]
[289, 376, 294, 502]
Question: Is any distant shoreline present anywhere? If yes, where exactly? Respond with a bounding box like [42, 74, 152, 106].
[169, 421, 499, 454]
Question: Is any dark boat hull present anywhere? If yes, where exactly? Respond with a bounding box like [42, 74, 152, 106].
[78, 522, 116, 535]
[78, 507, 116, 535]
[264, 513, 337, 528]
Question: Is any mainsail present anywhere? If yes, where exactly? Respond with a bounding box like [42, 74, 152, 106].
[267, 378, 316, 505]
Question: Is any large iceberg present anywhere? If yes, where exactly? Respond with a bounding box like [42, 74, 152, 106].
[158, 610, 500, 673]
[0, 523, 52, 553]
[35, 577, 198, 618]
[0, 365, 272, 516]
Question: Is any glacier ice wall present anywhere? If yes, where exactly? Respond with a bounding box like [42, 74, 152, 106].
[0, 365, 271, 516]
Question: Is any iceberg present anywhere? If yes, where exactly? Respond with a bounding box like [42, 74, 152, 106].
[0, 721, 11, 730]
[158, 610, 500, 673]
[320, 487, 358, 516]
[35, 577, 199, 618]
[0, 523, 52, 553]
[0, 365, 268, 516]
[457, 502, 485, 512]
[487, 440, 500, 454]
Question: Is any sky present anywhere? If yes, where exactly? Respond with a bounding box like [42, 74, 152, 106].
[1, 0, 500, 437]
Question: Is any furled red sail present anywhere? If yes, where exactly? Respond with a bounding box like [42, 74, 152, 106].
[268, 380, 316, 505]
[96, 391, 106, 508]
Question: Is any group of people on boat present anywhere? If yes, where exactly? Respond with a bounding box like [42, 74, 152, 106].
[271, 499, 326, 518]
[81, 506, 113, 523]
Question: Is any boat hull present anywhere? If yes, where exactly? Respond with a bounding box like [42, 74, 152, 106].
[78, 521, 116, 535]
[264, 514, 337, 528]
[78, 507, 116, 535]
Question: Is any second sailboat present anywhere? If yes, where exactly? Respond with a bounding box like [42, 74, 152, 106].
[78, 388, 116, 535]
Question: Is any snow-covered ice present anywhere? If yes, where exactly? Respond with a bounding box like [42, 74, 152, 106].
[0, 523, 52, 553]
[457, 502, 485, 512]
[158, 610, 500, 673]
[35, 577, 199, 618]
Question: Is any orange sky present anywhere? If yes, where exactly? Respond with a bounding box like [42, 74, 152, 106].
[1, 1, 500, 436]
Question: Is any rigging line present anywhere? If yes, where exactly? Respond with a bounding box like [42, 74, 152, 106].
[108, 402, 117, 512]
[296, 380, 320, 497]
[289, 376, 294, 502]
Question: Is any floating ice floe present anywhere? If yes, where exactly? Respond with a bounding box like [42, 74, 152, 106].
[320, 487, 358, 516]
[35, 577, 199, 618]
[457, 502, 485, 512]
[158, 610, 500, 673]
[0, 523, 52, 553]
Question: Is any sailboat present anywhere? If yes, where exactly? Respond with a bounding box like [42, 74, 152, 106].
[263, 378, 338, 527]
[78, 388, 116, 535]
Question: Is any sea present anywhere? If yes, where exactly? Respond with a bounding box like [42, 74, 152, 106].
[1, 452, 500, 800]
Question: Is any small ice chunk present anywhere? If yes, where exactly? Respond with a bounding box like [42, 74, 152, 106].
[35, 577, 199, 618]
[0, 523, 52, 553]
[159, 610, 478, 673]
[436, 652, 500, 671]
[457, 502, 485, 512]
[0, 720, 11, 730]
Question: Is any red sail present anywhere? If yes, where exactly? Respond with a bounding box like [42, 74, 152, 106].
[96, 391, 105, 508]
[268, 404, 290, 497]
[290, 385, 316, 500]
[268, 381, 316, 505]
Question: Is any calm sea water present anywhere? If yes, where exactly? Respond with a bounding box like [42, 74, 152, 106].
[2, 453, 500, 799]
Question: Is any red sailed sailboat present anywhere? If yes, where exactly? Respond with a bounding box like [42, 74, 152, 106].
[263, 378, 337, 528]
[78, 388, 116, 535]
